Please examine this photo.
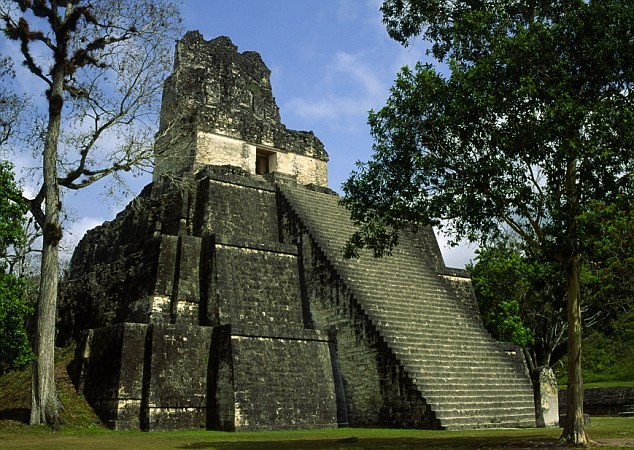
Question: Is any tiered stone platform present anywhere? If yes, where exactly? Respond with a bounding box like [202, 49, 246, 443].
[59, 32, 537, 432]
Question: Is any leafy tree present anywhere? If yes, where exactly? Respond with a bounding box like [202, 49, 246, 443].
[572, 198, 634, 384]
[467, 243, 539, 360]
[468, 240, 609, 372]
[0, 272, 34, 373]
[1, 0, 182, 428]
[579, 197, 634, 316]
[0, 160, 34, 374]
[468, 244, 534, 346]
[342, 1, 633, 443]
[0, 161, 27, 257]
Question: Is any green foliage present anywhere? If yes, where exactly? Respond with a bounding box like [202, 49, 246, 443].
[0, 161, 34, 373]
[0, 272, 34, 374]
[489, 299, 534, 348]
[556, 310, 634, 384]
[0, 161, 28, 258]
[578, 198, 634, 317]
[468, 241, 570, 366]
[468, 243, 533, 347]
[471, 234, 633, 370]
[343, 1, 634, 261]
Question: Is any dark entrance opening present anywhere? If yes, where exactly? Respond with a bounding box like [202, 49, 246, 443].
[255, 148, 275, 175]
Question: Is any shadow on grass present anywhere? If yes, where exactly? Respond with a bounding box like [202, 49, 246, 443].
[176, 436, 561, 449]
[0, 408, 29, 424]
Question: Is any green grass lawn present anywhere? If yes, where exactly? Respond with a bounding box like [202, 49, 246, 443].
[0, 418, 632, 450]
[1, 348, 632, 449]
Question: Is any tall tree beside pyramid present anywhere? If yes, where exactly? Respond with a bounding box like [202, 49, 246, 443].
[342, 1, 634, 444]
[0, 0, 181, 428]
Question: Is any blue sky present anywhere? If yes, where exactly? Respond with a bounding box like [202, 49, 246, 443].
[2, 0, 477, 267]
[181, 0, 419, 192]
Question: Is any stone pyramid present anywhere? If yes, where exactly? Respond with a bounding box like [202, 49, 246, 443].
[59, 31, 536, 431]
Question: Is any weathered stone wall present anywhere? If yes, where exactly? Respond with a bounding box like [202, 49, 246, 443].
[273, 148, 328, 187]
[142, 324, 214, 430]
[195, 133, 254, 173]
[72, 323, 214, 431]
[58, 187, 161, 344]
[194, 172, 279, 242]
[71, 323, 148, 430]
[193, 132, 328, 187]
[209, 325, 337, 431]
[559, 387, 634, 416]
[211, 243, 304, 328]
[149, 235, 204, 324]
[60, 227, 206, 342]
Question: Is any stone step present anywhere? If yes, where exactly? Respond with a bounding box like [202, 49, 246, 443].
[356, 281, 471, 296]
[364, 303, 483, 318]
[365, 308, 482, 325]
[425, 394, 534, 406]
[370, 317, 489, 334]
[360, 297, 482, 317]
[404, 362, 528, 376]
[440, 416, 536, 430]
[373, 319, 487, 335]
[382, 330, 496, 343]
[370, 318, 488, 334]
[367, 308, 483, 322]
[403, 364, 527, 378]
[359, 293, 477, 309]
[279, 185, 535, 430]
[433, 406, 536, 420]
[417, 381, 534, 394]
[394, 350, 519, 365]
[430, 400, 535, 414]
[381, 332, 496, 346]
[354, 289, 459, 304]
[410, 374, 530, 388]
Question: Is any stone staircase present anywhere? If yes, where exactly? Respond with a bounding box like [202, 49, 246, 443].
[278, 184, 536, 429]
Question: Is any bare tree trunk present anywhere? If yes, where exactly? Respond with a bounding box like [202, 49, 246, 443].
[560, 255, 588, 444]
[30, 65, 64, 429]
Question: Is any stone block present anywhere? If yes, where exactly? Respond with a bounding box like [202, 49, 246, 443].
[175, 235, 202, 304]
[142, 324, 214, 430]
[154, 235, 179, 297]
[74, 323, 148, 429]
[212, 244, 304, 328]
[208, 325, 337, 431]
[533, 366, 559, 427]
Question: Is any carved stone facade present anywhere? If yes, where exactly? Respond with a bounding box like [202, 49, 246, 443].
[59, 32, 537, 431]
[154, 32, 328, 187]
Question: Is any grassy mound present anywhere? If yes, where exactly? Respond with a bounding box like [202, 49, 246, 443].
[0, 345, 103, 431]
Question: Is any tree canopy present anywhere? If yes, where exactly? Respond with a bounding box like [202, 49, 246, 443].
[342, 0, 633, 444]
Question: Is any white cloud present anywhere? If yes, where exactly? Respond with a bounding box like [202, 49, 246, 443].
[331, 51, 384, 98]
[286, 96, 369, 123]
[285, 50, 386, 128]
[434, 228, 478, 269]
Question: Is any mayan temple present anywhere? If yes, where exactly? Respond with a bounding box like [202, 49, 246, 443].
[58, 31, 537, 431]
